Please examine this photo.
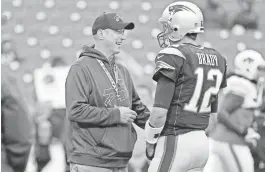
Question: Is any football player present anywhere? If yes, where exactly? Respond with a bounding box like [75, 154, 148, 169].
[144, 1, 227, 172]
[204, 49, 265, 172]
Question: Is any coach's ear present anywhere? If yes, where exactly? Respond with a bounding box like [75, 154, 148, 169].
[96, 29, 105, 40]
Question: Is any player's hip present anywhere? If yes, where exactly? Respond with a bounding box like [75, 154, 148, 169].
[149, 131, 209, 172]
[206, 138, 254, 171]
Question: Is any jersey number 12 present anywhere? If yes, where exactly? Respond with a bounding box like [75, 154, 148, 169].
[184, 67, 223, 113]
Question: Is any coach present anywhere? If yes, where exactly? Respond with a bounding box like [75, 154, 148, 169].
[65, 12, 150, 172]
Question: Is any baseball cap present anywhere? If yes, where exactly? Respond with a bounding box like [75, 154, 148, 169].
[92, 12, 135, 35]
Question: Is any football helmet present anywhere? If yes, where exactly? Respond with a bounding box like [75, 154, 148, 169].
[157, 1, 204, 48]
[234, 49, 265, 80]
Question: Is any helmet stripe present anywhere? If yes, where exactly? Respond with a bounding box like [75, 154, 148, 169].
[168, 5, 196, 14]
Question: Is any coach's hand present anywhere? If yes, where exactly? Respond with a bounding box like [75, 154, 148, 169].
[118, 107, 137, 124]
[146, 142, 156, 160]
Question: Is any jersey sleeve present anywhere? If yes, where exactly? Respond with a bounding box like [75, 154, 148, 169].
[153, 75, 175, 109]
[153, 47, 185, 83]
[220, 58, 227, 89]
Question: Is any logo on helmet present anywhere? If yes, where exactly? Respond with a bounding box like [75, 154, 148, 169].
[168, 5, 196, 22]
[168, 5, 196, 15]
[244, 57, 254, 64]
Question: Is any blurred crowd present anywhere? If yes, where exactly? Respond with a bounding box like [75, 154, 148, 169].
[1, 0, 265, 172]
[204, 0, 259, 30]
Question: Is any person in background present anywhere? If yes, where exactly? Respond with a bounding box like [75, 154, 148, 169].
[252, 113, 265, 172]
[1, 13, 33, 172]
[203, 0, 229, 29]
[251, 96, 265, 172]
[1, 64, 33, 172]
[33, 101, 53, 172]
[48, 56, 68, 141]
[32, 56, 69, 171]
[205, 50, 264, 171]
[231, 0, 259, 30]
[48, 56, 69, 171]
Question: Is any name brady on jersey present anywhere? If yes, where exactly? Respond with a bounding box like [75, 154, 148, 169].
[196, 53, 218, 66]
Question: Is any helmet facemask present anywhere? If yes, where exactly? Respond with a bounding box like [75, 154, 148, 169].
[157, 2, 204, 48]
[157, 22, 173, 48]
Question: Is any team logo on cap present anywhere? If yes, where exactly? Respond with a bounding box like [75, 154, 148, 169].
[114, 14, 123, 22]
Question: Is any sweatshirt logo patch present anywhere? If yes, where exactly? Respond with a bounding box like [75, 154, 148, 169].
[103, 79, 128, 106]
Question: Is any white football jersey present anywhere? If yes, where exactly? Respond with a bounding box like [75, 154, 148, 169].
[223, 75, 264, 109]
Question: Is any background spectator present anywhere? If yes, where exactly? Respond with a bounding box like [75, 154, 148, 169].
[231, 0, 259, 30]
[203, 0, 229, 29]
[1, 65, 33, 172]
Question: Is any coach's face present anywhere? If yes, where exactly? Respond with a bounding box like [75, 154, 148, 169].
[103, 28, 126, 55]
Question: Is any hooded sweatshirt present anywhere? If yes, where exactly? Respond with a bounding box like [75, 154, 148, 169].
[65, 45, 150, 168]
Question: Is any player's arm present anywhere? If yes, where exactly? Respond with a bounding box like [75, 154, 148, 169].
[145, 75, 175, 160]
[218, 92, 247, 136]
[145, 77, 175, 144]
[148, 75, 175, 127]
[205, 97, 219, 136]
[206, 57, 227, 135]
[145, 51, 184, 144]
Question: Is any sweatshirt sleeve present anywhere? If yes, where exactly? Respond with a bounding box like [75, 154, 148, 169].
[131, 87, 150, 129]
[124, 70, 150, 129]
[65, 64, 121, 126]
[1, 74, 32, 172]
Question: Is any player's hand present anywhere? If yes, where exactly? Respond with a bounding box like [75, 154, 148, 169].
[146, 142, 156, 160]
[118, 107, 137, 124]
[244, 128, 260, 148]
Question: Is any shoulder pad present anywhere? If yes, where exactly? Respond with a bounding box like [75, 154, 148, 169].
[225, 76, 256, 97]
[158, 46, 186, 60]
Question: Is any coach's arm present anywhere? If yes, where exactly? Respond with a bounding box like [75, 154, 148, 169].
[65, 65, 120, 126]
[130, 84, 150, 129]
